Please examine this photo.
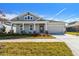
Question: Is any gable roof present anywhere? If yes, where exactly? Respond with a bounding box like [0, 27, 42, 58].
[67, 21, 79, 27]
[68, 21, 79, 26]
[11, 12, 46, 21]
[10, 12, 65, 23]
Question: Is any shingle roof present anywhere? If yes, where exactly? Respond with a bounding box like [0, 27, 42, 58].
[11, 12, 44, 21]
[11, 12, 65, 23]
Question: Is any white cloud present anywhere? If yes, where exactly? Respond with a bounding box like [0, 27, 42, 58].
[5, 13, 18, 20]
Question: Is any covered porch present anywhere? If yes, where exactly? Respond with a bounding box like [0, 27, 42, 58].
[10, 21, 48, 34]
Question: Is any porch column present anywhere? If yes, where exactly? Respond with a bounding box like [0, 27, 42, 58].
[22, 23, 24, 30]
[33, 23, 36, 34]
[11, 23, 13, 30]
[45, 22, 48, 31]
[45, 22, 48, 34]
[34, 23, 36, 31]
[10, 23, 14, 33]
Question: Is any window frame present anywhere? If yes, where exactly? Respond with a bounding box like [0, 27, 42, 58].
[24, 15, 33, 20]
[30, 25, 33, 30]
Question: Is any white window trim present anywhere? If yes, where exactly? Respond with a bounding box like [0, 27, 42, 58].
[24, 15, 33, 20]
[29, 24, 33, 31]
[24, 16, 28, 20]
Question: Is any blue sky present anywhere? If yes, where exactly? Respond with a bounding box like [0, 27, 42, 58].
[0, 3, 79, 22]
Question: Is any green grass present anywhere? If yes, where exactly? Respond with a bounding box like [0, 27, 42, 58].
[0, 42, 73, 56]
[0, 34, 55, 39]
[66, 32, 79, 36]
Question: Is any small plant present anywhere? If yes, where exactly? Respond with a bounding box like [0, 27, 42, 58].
[28, 31, 32, 34]
[0, 25, 6, 34]
[33, 31, 36, 34]
[21, 30, 26, 34]
[2, 26, 6, 33]
[8, 30, 14, 34]
[45, 30, 48, 34]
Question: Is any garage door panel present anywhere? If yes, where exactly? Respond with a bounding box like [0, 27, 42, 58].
[47, 23, 65, 34]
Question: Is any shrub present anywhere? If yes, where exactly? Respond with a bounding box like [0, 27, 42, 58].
[0, 25, 6, 34]
[45, 30, 48, 34]
[2, 26, 6, 33]
[8, 30, 14, 34]
[28, 31, 32, 34]
[21, 30, 26, 34]
[33, 31, 36, 34]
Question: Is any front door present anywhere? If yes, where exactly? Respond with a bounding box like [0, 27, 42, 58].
[39, 24, 44, 33]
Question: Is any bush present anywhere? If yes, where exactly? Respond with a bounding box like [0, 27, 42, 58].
[21, 30, 26, 34]
[45, 30, 48, 34]
[28, 31, 32, 34]
[8, 30, 14, 34]
[2, 26, 6, 33]
[33, 31, 36, 34]
[0, 25, 6, 34]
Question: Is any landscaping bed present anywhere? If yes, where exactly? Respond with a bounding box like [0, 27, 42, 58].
[0, 34, 55, 39]
[0, 42, 73, 56]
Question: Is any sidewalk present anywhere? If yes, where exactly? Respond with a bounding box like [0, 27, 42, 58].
[0, 39, 62, 42]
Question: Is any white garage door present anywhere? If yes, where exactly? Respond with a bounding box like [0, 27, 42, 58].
[47, 22, 65, 34]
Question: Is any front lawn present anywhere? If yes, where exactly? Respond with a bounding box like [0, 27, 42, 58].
[66, 32, 79, 36]
[0, 42, 73, 56]
[0, 34, 55, 39]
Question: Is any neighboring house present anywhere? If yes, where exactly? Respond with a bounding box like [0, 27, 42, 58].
[0, 10, 16, 33]
[4, 22, 16, 33]
[10, 12, 66, 34]
[67, 21, 79, 32]
[0, 11, 8, 33]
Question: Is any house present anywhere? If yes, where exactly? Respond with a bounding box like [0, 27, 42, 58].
[10, 12, 66, 34]
[0, 10, 16, 33]
[0, 11, 8, 33]
[67, 21, 79, 32]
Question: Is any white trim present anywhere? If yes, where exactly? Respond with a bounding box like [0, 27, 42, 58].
[24, 15, 33, 20]
[29, 24, 34, 33]
[22, 23, 24, 30]
[11, 23, 13, 30]
[11, 20, 65, 24]
[34, 23, 36, 31]
[45, 22, 48, 31]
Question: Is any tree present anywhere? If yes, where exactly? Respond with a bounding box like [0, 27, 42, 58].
[0, 25, 6, 33]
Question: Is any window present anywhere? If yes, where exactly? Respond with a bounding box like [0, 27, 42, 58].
[28, 16, 30, 19]
[30, 25, 33, 30]
[24, 16, 33, 20]
[30, 16, 32, 19]
[24, 16, 27, 19]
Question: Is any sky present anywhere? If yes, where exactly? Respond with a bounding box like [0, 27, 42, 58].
[0, 3, 79, 22]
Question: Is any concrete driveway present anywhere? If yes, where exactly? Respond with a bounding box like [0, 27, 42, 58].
[53, 34, 79, 56]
